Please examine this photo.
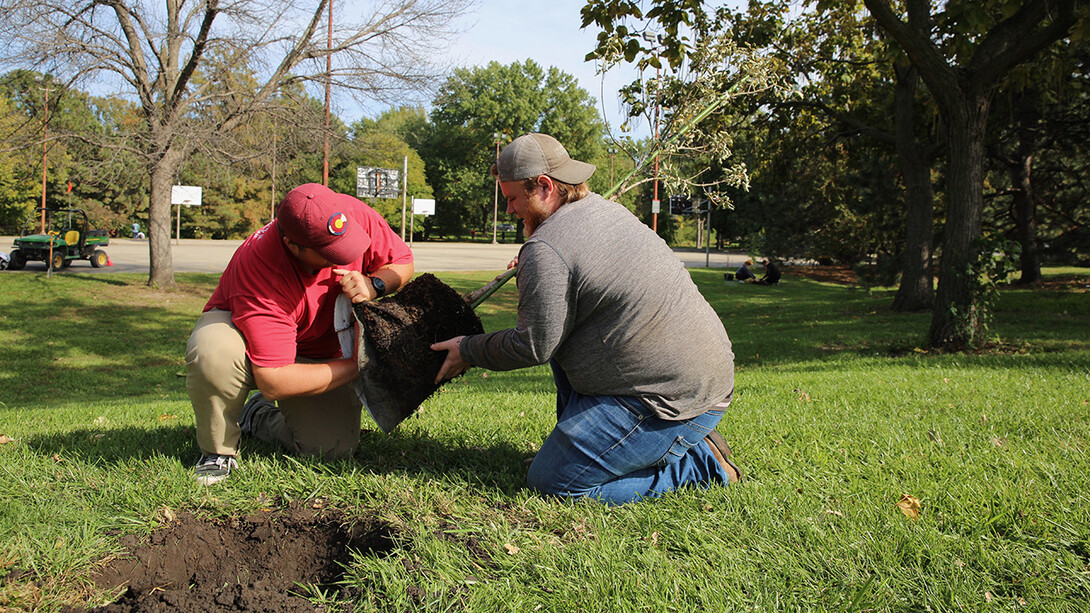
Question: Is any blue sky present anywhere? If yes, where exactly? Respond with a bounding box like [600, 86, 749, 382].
[348, 0, 649, 137]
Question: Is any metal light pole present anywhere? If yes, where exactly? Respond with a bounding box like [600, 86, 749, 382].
[643, 33, 662, 233]
[37, 76, 49, 233]
[491, 132, 501, 244]
[322, 0, 333, 186]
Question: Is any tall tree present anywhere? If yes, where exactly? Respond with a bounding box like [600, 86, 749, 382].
[863, 0, 1081, 350]
[770, 3, 941, 308]
[424, 60, 605, 237]
[0, 0, 473, 287]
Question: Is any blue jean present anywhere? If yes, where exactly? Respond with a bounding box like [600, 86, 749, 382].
[526, 361, 730, 505]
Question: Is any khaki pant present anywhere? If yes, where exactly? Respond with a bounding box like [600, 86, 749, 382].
[185, 309, 362, 459]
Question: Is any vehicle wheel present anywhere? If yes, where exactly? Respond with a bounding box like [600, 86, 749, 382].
[90, 250, 108, 268]
[8, 250, 26, 270]
[50, 252, 65, 271]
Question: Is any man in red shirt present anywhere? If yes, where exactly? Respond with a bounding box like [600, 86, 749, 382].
[185, 183, 414, 484]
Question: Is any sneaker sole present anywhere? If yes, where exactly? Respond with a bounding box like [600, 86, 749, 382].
[193, 471, 231, 486]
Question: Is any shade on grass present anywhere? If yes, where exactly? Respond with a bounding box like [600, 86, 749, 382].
[0, 268, 1087, 611]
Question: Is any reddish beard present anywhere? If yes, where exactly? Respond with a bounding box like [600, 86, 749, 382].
[522, 191, 553, 237]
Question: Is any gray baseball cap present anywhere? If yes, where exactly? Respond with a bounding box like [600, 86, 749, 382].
[494, 133, 596, 184]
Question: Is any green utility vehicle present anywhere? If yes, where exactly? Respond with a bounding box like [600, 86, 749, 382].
[7, 208, 110, 270]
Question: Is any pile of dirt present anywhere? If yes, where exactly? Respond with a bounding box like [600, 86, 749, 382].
[353, 273, 484, 431]
[781, 265, 859, 285]
[67, 505, 394, 612]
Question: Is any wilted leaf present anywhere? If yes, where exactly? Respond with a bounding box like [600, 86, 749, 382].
[896, 494, 921, 520]
[0, 434, 14, 444]
[825, 509, 843, 517]
[650, 531, 660, 545]
[503, 543, 520, 555]
[928, 429, 944, 446]
[158, 414, 177, 421]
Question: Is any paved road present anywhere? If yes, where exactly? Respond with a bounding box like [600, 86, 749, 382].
[1, 236, 743, 274]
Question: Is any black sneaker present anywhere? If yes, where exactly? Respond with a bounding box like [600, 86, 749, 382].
[239, 391, 273, 436]
[193, 453, 238, 485]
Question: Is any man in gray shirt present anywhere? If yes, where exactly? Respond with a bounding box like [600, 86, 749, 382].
[431, 133, 741, 505]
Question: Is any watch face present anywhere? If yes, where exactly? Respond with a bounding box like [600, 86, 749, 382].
[370, 276, 386, 296]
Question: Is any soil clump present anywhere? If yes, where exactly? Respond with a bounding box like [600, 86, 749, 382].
[66, 505, 393, 612]
[354, 273, 484, 430]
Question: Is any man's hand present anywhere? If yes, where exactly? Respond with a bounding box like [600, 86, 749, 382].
[332, 269, 374, 303]
[430, 336, 469, 384]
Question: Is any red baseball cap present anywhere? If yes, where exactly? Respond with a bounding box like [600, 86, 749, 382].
[276, 183, 370, 266]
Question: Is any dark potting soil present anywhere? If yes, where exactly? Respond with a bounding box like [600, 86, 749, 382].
[65, 505, 394, 613]
[353, 273, 484, 425]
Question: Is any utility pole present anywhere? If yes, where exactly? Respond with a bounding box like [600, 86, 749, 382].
[322, 0, 333, 186]
[492, 132, 501, 244]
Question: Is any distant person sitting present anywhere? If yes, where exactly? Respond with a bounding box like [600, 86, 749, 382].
[757, 259, 781, 285]
[733, 259, 757, 282]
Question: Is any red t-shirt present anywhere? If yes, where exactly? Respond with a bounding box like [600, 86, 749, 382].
[204, 201, 412, 368]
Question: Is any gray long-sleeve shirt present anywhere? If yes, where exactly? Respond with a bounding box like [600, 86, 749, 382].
[459, 193, 734, 420]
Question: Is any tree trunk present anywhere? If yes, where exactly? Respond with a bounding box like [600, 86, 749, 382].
[1012, 94, 1042, 284]
[147, 148, 184, 288]
[929, 95, 990, 350]
[891, 63, 935, 311]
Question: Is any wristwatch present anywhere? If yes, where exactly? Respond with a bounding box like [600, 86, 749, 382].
[369, 276, 387, 298]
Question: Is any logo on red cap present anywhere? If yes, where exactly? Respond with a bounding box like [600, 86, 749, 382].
[327, 213, 348, 236]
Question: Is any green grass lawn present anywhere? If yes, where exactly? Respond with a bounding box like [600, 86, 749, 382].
[1, 268, 1088, 611]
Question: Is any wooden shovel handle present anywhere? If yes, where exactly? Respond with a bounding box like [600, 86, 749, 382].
[463, 267, 518, 309]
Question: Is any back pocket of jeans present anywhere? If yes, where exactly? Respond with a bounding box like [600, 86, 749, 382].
[653, 435, 696, 468]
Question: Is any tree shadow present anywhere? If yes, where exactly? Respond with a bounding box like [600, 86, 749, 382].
[0, 276, 216, 406]
[23, 422, 531, 493]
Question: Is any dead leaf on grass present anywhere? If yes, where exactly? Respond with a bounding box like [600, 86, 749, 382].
[896, 494, 921, 520]
[928, 429, 944, 446]
[0, 434, 14, 444]
[825, 509, 843, 518]
[157, 414, 177, 421]
[991, 437, 1006, 448]
[503, 543, 520, 555]
[156, 507, 177, 524]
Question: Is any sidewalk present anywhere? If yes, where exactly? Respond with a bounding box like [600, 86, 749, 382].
[1, 236, 744, 274]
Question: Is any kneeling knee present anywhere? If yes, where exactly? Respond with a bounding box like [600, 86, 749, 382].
[526, 460, 590, 499]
